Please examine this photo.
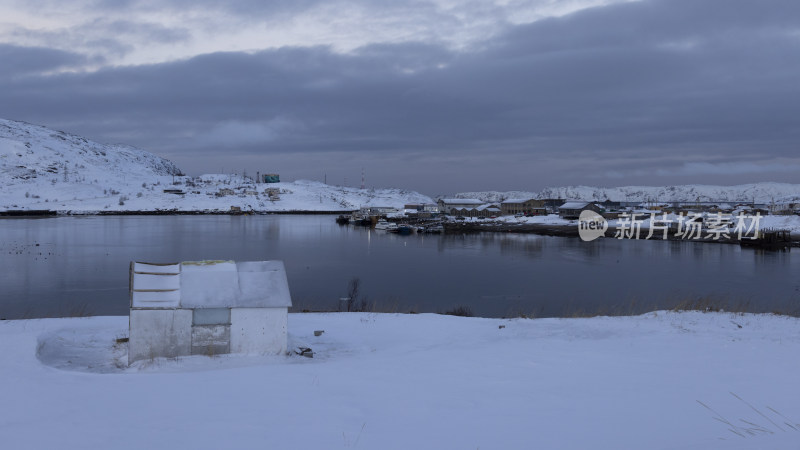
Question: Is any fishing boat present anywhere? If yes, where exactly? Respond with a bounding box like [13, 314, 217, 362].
[375, 220, 398, 231]
[390, 224, 414, 235]
[422, 224, 444, 234]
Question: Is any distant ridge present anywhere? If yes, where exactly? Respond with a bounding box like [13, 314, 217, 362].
[455, 183, 800, 204]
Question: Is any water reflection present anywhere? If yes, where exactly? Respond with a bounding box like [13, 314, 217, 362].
[0, 215, 796, 319]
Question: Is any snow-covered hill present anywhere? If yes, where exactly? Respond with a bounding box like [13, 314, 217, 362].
[457, 183, 800, 204]
[0, 118, 180, 181]
[0, 119, 431, 213]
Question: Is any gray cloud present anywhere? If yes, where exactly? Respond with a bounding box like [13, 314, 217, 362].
[0, 44, 89, 78]
[1, 0, 799, 193]
[8, 18, 191, 59]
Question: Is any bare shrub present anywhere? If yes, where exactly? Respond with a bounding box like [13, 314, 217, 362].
[443, 306, 473, 317]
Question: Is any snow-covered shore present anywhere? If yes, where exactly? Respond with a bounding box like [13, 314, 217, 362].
[468, 212, 800, 235]
[0, 178, 432, 214]
[3, 312, 799, 449]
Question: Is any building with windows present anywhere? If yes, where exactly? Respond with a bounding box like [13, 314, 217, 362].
[558, 202, 603, 220]
[437, 198, 484, 215]
[500, 198, 547, 216]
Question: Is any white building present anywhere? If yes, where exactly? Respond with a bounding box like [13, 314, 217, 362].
[360, 206, 399, 215]
[437, 198, 484, 215]
[128, 260, 292, 364]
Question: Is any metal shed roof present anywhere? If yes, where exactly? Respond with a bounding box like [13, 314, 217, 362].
[131, 260, 292, 309]
[501, 198, 535, 204]
[439, 198, 484, 204]
[558, 201, 593, 209]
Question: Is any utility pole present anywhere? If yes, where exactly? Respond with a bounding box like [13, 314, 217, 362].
[360, 167, 365, 190]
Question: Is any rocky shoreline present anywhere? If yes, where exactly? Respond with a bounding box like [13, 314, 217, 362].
[0, 209, 353, 217]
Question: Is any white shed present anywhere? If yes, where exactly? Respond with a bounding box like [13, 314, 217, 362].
[128, 260, 292, 364]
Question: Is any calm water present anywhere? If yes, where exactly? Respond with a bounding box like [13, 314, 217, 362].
[1, 215, 797, 319]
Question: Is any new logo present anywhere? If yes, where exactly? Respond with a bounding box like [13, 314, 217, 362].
[578, 210, 608, 241]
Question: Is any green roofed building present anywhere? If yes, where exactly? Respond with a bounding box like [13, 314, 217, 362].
[262, 173, 280, 183]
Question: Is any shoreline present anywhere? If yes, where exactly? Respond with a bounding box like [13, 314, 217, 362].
[0, 209, 354, 217]
[3, 211, 797, 246]
[442, 221, 800, 246]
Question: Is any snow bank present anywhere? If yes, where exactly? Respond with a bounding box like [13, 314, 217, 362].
[3, 312, 800, 449]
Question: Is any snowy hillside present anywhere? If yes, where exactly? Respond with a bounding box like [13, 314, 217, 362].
[0, 119, 430, 213]
[457, 183, 800, 204]
[0, 118, 180, 181]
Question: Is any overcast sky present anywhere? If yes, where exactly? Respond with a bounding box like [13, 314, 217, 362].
[1, 0, 799, 194]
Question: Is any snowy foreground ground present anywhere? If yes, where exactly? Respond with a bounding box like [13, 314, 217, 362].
[2, 312, 800, 449]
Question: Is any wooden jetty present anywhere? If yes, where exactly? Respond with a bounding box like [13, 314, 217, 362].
[739, 228, 792, 250]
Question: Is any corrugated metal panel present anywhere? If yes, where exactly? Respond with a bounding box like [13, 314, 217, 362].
[128, 309, 192, 364]
[191, 325, 231, 356]
[131, 262, 181, 308]
[230, 308, 288, 354]
[131, 289, 181, 307]
[179, 260, 292, 308]
[133, 262, 180, 274]
[180, 261, 238, 307]
[236, 261, 293, 308]
[132, 273, 181, 291]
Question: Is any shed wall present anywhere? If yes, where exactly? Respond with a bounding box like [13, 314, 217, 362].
[230, 308, 288, 354]
[129, 309, 192, 363]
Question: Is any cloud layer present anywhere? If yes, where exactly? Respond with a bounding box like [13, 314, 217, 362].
[1, 0, 798, 193]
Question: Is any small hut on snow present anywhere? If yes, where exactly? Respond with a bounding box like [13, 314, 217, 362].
[128, 260, 292, 364]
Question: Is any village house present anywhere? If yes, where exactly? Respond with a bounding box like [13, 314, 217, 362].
[403, 203, 440, 218]
[636, 202, 672, 211]
[539, 198, 567, 214]
[261, 173, 280, 183]
[437, 198, 484, 215]
[558, 201, 603, 220]
[365, 206, 399, 216]
[500, 198, 547, 216]
[451, 203, 501, 218]
[598, 200, 622, 211]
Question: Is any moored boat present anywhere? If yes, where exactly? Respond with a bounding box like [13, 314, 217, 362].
[375, 219, 398, 231]
[422, 224, 443, 234]
[391, 224, 414, 235]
